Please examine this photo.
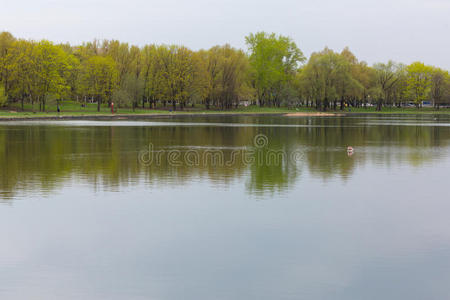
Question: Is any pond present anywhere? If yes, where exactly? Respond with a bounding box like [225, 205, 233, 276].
[1, 114, 449, 299]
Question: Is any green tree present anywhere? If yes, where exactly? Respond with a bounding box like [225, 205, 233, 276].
[80, 55, 118, 112]
[405, 62, 433, 108]
[122, 73, 144, 110]
[0, 31, 16, 93]
[33, 41, 72, 111]
[373, 61, 401, 111]
[338, 48, 371, 109]
[158, 45, 195, 111]
[4, 40, 35, 110]
[102, 40, 132, 86]
[140, 44, 165, 109]
[245, 32, 305, 107]
[300, 48, 344, 110]
[429, 67, 449, 109]
[202, 45, 252, 109]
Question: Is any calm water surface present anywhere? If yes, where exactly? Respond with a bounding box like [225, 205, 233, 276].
[1, 115, 450, 299]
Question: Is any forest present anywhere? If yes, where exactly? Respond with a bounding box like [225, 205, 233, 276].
[1, 31, 449, 112]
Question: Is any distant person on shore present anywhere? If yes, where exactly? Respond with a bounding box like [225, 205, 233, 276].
[57, 104, 61, 113]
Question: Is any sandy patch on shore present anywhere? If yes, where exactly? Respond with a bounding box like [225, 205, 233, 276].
[284, 112, 344, 117]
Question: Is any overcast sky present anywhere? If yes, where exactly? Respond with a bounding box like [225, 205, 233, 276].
[2, 0, 450, 69]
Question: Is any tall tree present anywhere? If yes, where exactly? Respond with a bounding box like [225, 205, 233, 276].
[405, 62, 433, 108]
[0, 32, 16, 94]
[246, 32, 305, 107]
[158, 45, 195, 110]
[373, 61, 401, 111]
[5, 40, 35, 110]
[140, 44, 164, 109]
[300, 48, 344, 111]
[430, 68, 450, 109]
[32, 41, 72, 111]
[80, 55, 118, 112]
[202, 45, 252, 109]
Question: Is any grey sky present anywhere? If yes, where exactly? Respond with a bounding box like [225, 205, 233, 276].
[2, 0, 450, 69]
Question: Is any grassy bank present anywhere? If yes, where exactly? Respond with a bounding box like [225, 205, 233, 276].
[1, 101, 449, 119]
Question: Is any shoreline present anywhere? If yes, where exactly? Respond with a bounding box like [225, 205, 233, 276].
[0, 111, 343, 121]
[0, 112, 290, 121]
[0, 110, 449, 121]
[284, 112, 345, 117]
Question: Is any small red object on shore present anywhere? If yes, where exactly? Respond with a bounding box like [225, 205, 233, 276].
[111, 102, 114, 114]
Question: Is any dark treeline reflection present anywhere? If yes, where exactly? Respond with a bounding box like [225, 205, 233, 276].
[0, 116, 449, 199]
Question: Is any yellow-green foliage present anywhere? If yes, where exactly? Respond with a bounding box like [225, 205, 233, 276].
[1, 30, 449, 113]
[405, 62, 433, 105]
[0, 86, 7, 107]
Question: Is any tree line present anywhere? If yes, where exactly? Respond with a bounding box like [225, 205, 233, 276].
[1, 31, 449, 111]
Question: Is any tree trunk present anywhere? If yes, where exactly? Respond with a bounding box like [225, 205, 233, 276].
[376, 99, 382, 111]
[323, 98, 328, 111]
[316, 99, 321, 111]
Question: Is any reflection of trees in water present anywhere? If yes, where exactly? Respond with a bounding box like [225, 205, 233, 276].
[0, 117, 449, 200]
